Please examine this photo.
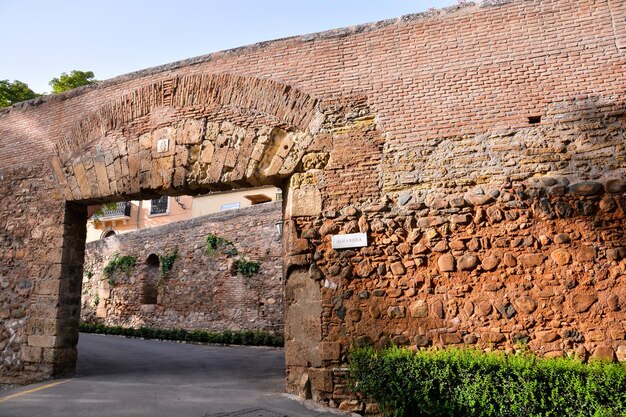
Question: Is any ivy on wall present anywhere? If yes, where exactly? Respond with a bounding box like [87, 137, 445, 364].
[159, 247, 179, 277]
[205, 233, 262, 278]
[205, 233, 238, 257]
[102, 253, 137, 285]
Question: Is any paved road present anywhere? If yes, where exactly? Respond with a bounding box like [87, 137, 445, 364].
[0, 333, 347, 417]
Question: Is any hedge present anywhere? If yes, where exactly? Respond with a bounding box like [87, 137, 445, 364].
[349, 346, 626, 417]
[79, 323, 283, 347]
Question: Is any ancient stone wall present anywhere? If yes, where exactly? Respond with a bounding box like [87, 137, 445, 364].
[0, 0, 625, 413]
[81, 203, 283, 333]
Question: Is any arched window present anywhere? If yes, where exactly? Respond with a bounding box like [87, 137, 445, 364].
[101, 229, 117, 239]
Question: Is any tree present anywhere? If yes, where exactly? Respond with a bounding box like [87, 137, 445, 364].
[49, 70, 97, 93]
[0, 80, 40, 108]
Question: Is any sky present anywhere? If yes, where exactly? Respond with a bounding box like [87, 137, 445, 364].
[1, 0, 458, 94]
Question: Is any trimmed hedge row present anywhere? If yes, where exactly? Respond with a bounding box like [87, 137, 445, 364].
[79, 322, 284, 347]
[350, 346, 626, 417]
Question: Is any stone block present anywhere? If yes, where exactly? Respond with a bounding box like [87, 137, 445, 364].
[593, 346, 616, 361]
[570, 181, 603, 196]
[151, 127, 176, 158]
[514, 296, 537, 314]
[577, 245, 597, 262]
[387, 306, 406, 319]
[437, 253, 455, 272]
[458, 254, 479, 271]
[409, 300, 428, 318]
[35, 279, 61, 295]
[390, 262, 406, 275]
[431, 300, 445, 319]
[551, 249, 572, 265]
[176, 118, 204, 145]
[285, 185, 321, 217]
[518, 253, 547, 267]
[309, 368, 333, 393]
[339, 400, 364, 413]
[481, 254, 500, 271]
[440, 333, 462, 345]
[21, 346, 43, 363]
[28, 335, 60, 348]
[571, 293, 598, 313]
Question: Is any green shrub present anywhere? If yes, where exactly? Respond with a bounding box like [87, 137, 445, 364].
[78, 322, 283, 347]
[349, 346, 626, 417]
[234, 259, 261, 277]
[205, 233, 238, 257]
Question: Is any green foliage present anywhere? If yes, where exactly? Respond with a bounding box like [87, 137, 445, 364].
[205, 233, 238, 257]
[49, 70, 96, 94]
[90, 202, 121, 221]
[205, 233, 261, 278]
[92, 293, 100, 308]
[349, 346, 626, 417]
[159, 247, 179, 277]
[0, 79, 40, 108]
[78, 322, 284, 347]
[234, 259, 261, 277]
[103, 253, 137, 285]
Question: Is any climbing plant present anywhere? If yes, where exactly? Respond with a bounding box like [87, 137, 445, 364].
[205, 233, 238, 257]
[205, 233, 262, 279]
[92, 293, 100, 308]
[159, 247, 179, 277]
[102, 253, 137, 285]
[234, 259, 261, 277]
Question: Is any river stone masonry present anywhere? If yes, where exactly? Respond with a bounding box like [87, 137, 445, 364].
[287, 175, 626, 407]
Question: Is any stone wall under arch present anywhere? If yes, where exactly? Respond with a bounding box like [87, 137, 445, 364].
[81, 203, 284, 334]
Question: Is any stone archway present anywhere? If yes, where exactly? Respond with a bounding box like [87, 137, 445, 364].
[51, 73, 325, 201]
[42, 73, 384, 401]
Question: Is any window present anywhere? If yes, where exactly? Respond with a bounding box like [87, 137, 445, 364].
[150, 196, 169, 215]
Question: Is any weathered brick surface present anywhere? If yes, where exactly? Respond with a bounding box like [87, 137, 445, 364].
[0, 0, 625, 412]
[81, 203, 283, 333]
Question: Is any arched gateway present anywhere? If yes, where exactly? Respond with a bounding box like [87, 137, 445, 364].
[44, 73, 384, 400]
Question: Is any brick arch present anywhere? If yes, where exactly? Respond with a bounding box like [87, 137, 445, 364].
[50, 73, 329, 202]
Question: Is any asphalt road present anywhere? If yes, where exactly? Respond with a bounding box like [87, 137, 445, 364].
[0, 333, 348, 417]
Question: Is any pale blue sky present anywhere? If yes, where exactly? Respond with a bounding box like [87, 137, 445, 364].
[1, 0, 457, 94]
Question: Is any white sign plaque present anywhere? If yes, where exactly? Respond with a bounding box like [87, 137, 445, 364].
[156, 138, 169, 153]
[331, 233, 368, 249]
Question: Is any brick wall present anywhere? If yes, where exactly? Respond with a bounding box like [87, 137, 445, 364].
[81, 203, 283, 333]
[1, 0, 624, 169]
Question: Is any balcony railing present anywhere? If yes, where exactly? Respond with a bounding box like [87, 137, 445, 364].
[100, 202, 132, 219]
